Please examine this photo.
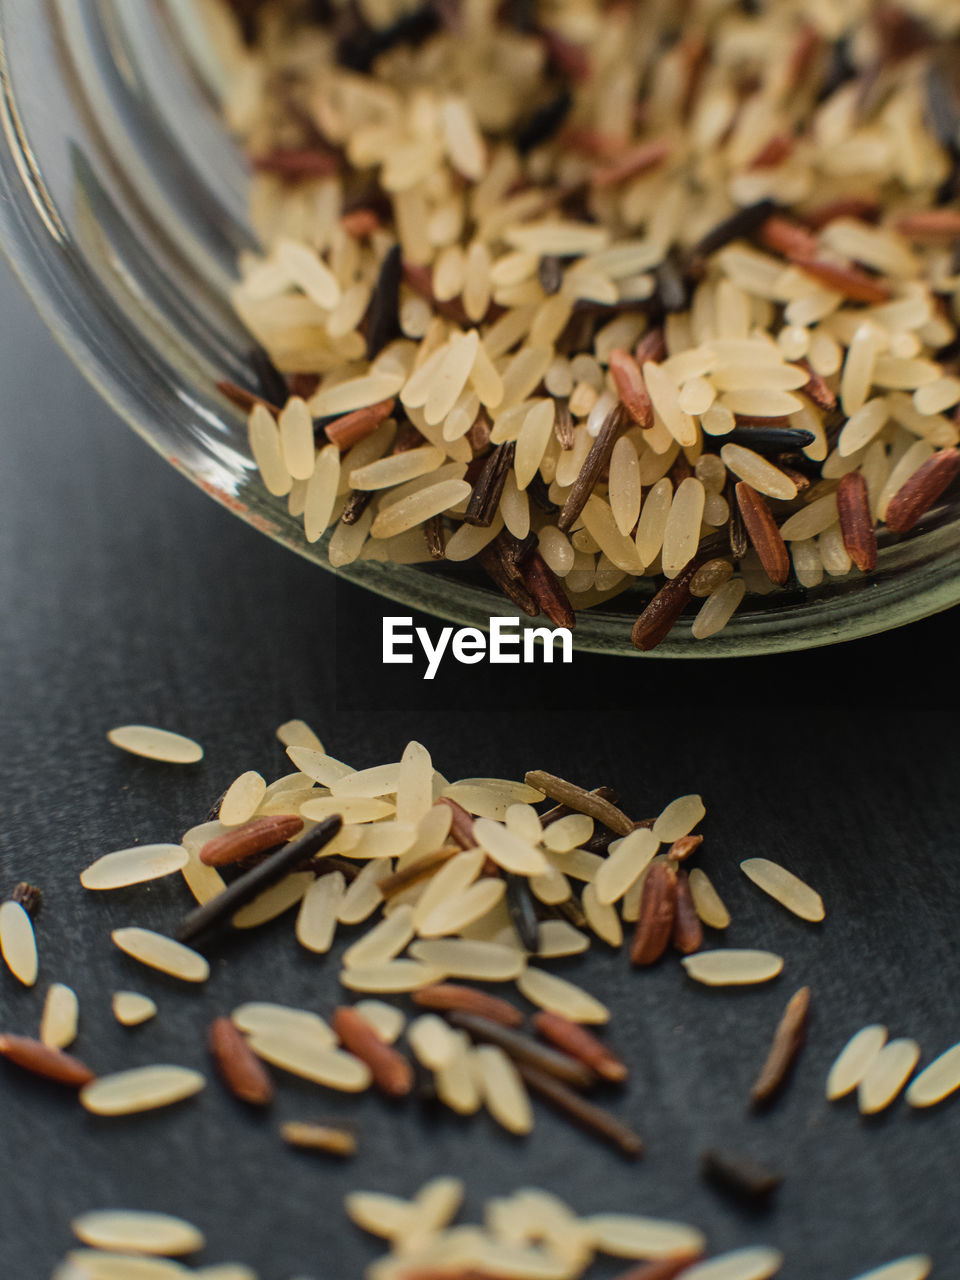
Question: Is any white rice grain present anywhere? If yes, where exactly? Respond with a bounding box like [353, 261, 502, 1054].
[80, 1066, 205, 1116]
[906, 1042, 960, 1108]
[409, 939, 526, 982]
[740, 858, 825, 922]
[71, 1211, 204, 1257]
[80, 845, 189, 891]
[475, 1044, 533, 1134]
[111, 928, 209, 983]
[295, 871, 345, 954]
[680, 1247, 784, 1280]
[826, 1025, 888, 1101]
[41, 983, 79, 1049]
[0, 900, 38, 986]
[516, 967, 609, 1024]
[858, 1039, 921, 1114]
[681, 950, 783, 986]
[652, 795, 705, 842]
[112, 991, 158, 1028]
[107, 726, 203, 764]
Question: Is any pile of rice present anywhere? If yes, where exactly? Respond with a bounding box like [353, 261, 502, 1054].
[0, 719, 949, 1277]
[206, 0, 960, 645]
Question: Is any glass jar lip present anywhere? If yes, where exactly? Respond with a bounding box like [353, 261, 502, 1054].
[1, 0, 959, 658]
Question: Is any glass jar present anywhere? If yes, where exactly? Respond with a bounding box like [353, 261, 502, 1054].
[2, 0, 959, 656]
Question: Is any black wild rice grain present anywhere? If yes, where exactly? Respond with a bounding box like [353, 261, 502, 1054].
[630, 561, 698, 651]
[336, 4, 440, 72]
[464, 442, 515, 527]
[516, 1062, 644, 1157]
[516, 88, 574, 154]
[557, 404, 628, 532]
[552, 896, 589, 930]
[553, 398, 575, 450]
[701, 1148, 783, 1204]
[540, 786, 620, 828]
[504, 873, 541, 951]
[522, 552, 576, 628]
[365, 243, 403, 359]
[654, 251, 691, 313]
[477, 555, 539, 614]
[248, 345, 289, 408]
[341, 489, 375, 525]
[726, 426, 816, 452]
[176, 816, 343, 944]
[526, 472, 560, 514]
[690, 199, 778, 260]
[11, 883, 42, 916]
[538, 255, 565, 295]
[524, 771, 635, 835]
[727, 479, 749, 559]
[424, 515, 447, 560]
[448, 1012, 596, 1088]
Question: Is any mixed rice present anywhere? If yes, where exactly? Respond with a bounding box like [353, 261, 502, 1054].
[0, 720, 953, 1275]
[206, 0, 960, 644]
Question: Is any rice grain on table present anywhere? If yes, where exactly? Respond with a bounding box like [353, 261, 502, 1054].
[41, 983, 79, 1049]
[740, 858, 824, 922]
[340, 960, 447, 993]
[409, 939, 526, 982]
[0, 899, 38, 986]
[107, 726, 203, 764]
[679, 1247, 785, 1280]
[516, 967, 609, 1024]
[905, 1042, 960, 1108]
[681, 951, 783, 987]
[111, 927, 209, 983]
[231, 1003, 334, 1047]
[583, 1214, 705, 1260]
[219, 772, 267, 827]
[0, 1035, 94, 1086]
[845, 1259, 932, 1280]
[112, 991, 158, 1027]
[294, 871, 345, 955]
[80, 845, 189, 891]
[652, 795, 705, 843]
[80, 1066, 206, 1116]
[247, 1031, 372, 1091]
[858, 1039, 922, 1115]
[58, 1252, 191, 1279]
[475, 1044, 534, 1135]
[71, 1211, 204, 1257]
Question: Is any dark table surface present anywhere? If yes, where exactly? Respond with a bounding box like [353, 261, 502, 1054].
[1, 257, 959, 1280]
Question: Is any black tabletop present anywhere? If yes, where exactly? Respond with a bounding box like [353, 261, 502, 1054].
[1, 258, 959, 1280]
